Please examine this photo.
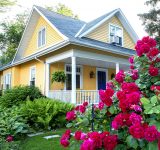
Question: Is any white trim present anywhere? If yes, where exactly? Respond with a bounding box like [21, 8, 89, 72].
[116, 63, 120, 74]
[96, 68, 108, 90]
[73, 49, 129, 65]
[12, 7, 35, 64]
[37, 26, 46, 48]
[79, 9, 119, 37]
[45, 63, 50, 97]
[75, 24, 86, 37]
[64, 64, 83, 90]
[46, 50, 74, 64]
[29, 66, 36, 85]
[3, 72, 12, 90]
[109, 23, 124, 47]
[78, 8, 138, 43]
[34, 6, 68, 40]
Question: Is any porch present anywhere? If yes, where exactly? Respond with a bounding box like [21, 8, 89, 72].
[45, 49, 129, 104]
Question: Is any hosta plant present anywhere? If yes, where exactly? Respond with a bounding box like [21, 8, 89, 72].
[60, 36, 160, 150]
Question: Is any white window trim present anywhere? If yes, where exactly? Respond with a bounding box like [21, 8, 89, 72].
[4, 73, 11, 90]
[96, 68, 108, 90]
[29, 66, 36, 85]
[64, 64, 83, 90]
[37, 26, 46, 48]
[109, 23, 124, 47]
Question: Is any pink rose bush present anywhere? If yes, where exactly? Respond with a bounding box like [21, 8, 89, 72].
[60, 36, 160, 149]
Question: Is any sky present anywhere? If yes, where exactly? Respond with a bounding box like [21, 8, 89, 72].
[1, 0, 149, 38]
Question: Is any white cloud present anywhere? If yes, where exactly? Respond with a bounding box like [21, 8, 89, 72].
[0, 0, 149, 38]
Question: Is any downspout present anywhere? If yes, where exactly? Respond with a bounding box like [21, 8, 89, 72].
[34, 56, 46, 95]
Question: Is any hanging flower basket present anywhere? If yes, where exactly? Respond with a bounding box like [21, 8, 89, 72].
[51, 71, 66, 83]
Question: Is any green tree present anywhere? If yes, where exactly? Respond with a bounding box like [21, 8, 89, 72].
[46, 3, 79, 19]
[0, 12, 28, 65]
[138, 0, 160, 48]
[0, 0, 16, 12]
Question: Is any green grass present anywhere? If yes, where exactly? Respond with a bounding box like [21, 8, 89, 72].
[20, 128, 70, 150]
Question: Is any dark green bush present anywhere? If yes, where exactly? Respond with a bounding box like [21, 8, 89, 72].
[0, 86, 43, 107]
[20, 98, 74, 130]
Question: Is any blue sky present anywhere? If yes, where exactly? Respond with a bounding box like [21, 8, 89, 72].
[1, 0, 149, 38]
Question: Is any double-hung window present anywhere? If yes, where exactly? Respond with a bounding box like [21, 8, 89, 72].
[4, 73, 11, 89]
[38, 27, 46, 48]
[109, 24, 123, 46]
[30, 66, 36, 86]
[65, 65, 82, 90]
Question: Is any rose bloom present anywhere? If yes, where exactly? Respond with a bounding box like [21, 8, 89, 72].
[147, 48, 159, 60]
[129, 56, 134, 64]
[88, 132, 102, 149]
[98, 102, 104, 110]
[74, 131, 82, 141]
[121, 82, 139, 93]
[66, 110, 76, 121]
[131, 70, 138, 80]
[60, 139, 70, 147]
[115, 70, 125, 83]
[129, 123, 144, 139]
[117, 91, 126, 101]
[149, 65, 159, 76]
[129, 112, 142, 125]
[105, 88, 114, 97]
[140, 43, 150, 53]
[79, 105, 86, 113]
[99, 90, 113, 106]
[103, 135, 118, 150]
[6, 135, 13, 142]
[144, 126, 158, 142]
[80, 139, 94, 150]
[83, 102, 88, 107]
[131, 105, 142, 112]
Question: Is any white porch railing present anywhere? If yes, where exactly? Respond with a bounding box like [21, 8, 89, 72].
[48, 90, 100, 104]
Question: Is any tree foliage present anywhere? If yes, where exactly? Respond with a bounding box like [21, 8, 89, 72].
[46, 3, 79, 19]
[0, 0, 16, 12]
[0, 12, 28, 65]
[138, 0, 160, 48]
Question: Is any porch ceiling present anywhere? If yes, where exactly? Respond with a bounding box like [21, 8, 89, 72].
[59, 57, 129, 71]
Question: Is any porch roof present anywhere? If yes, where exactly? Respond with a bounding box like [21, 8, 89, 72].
[0, 37, 135, 71]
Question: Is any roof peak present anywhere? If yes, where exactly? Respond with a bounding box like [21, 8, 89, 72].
[33, 5, 84, 22]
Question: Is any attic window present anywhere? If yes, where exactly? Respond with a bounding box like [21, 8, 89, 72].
[38, 27, 46, 47]
[109, 24, 123, 46]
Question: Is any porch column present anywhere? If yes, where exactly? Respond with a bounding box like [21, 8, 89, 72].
[71, 56, 76, 104]
[116, 63, 120, 74]
[45, 63, 50, 97]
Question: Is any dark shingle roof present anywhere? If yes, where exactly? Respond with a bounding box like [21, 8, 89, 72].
[35, 6, 86, 38]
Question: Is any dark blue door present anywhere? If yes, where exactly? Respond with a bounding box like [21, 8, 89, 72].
[98, 71, 106, 90]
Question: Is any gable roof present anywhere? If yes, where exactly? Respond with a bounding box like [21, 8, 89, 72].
[6, 6, 137, 70]
[77, 8, 139, 43]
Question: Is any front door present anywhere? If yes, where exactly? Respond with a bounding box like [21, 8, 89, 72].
[97, 71, 106, 90]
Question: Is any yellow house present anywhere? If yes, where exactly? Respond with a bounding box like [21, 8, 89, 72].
[0, 6, 138, 104]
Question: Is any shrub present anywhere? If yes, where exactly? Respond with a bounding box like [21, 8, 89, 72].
[20, 98, 74, 130]
[60, 36, 160, 149]
[0, 105, 29, 139]
[0, 86, 43, 107]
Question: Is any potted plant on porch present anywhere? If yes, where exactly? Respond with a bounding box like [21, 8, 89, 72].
[51, 71, 66, 83]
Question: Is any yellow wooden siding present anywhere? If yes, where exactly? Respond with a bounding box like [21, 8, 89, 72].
[87, 16, 135, 49]
[24, 16, 64, 57]
[50, 62, 65, 90]
[19, 60, 45, 93]
[83, 65, 96, 90]
[108, 68, 116, 80]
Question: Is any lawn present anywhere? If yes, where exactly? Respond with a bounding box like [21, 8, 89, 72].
[20, 128, 70, 150]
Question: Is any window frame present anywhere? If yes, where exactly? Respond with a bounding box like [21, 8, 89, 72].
[64, 64, 83, 90]
[4, 73, 11, 90]
[109, 23, 123, 46]
[37, 27, 46, 48]
[29, 66, 36, 86]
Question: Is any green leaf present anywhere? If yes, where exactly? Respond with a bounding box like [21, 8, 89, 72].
[151, 96, 158, 105]
[115, 144, 127, 150]
[155, 81, 160, 85]
[108, 106, 115, 114]
[66, 123, 73, 128]
[141, 97, 150, 105]
[126, 135, 138, 149]
[147, 141, 158, 150]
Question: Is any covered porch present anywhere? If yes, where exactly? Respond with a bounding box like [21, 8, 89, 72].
[45, 49, 129, 104]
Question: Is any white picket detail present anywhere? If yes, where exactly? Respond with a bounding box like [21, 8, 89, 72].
[48, 90, 100, 104]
